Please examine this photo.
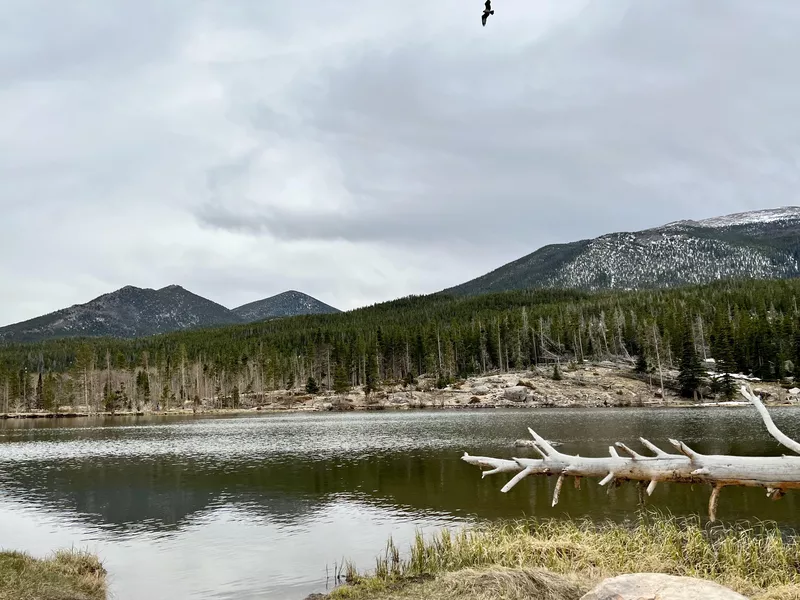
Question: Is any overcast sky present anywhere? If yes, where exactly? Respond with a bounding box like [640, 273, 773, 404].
[2, 0, 799, 325]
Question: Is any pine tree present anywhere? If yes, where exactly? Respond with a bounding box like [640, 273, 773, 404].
[305, 376, 320, 394]
[552, 362, 562, 381]
[634, 353, 648, 374]
[103, 382, 115, 412]
[333, 362, 350, 394]
[231, 385, 240, 408]
[43, 373, 57, 412]
[35, 371, 43, 410]
[678, 323, 704, 398]
[136, 370, 151, 407]
[364, 354, 379, 396]
[793, 330, 800, 377]
[712, 319, 736, 400]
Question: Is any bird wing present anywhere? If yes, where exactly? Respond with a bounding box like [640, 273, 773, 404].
[485, 0, 491, 10]
[481, 12, 487, 25]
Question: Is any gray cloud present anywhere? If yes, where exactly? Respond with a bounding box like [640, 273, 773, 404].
[2, 0, 800, 324]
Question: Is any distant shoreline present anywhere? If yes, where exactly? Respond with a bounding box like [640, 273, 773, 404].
[1, 362, 793, 421]
[0, 400, 777, 421]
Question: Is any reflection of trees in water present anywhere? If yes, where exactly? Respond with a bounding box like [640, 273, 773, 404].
[3, 436, 800, 535]
[1, 407, 800, 534]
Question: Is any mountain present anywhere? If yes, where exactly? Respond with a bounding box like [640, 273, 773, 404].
[0, 285, 241, 343]
[445, 206, 800, 297]
[232, 290, 341, 322]
[0, 286, 340, 343]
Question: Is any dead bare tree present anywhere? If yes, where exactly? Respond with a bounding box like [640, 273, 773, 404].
[462, 385, 800, 521]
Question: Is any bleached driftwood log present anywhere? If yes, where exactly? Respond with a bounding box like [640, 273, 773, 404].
[462, 385, 800, 521]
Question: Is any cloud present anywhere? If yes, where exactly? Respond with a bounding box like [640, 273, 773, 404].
[2, 0, 800, 324]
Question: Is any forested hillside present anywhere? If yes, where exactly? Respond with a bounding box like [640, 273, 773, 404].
[0, 278, 797, 412]
[446, 207, 800, 296]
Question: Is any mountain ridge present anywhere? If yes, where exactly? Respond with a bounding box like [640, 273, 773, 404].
[445, 206, 800, 297]
[232, 290, 340, 322]
[0, 286, 340, 343]
[5, 206, 800, 343]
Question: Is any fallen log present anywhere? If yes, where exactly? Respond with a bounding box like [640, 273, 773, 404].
[462, 385, 800, 521]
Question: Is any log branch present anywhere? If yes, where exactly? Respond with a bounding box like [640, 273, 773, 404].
[462, 385, 800, 521]
[740, 385, 800, 454]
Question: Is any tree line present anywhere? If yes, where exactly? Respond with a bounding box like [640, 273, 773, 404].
[0, 279, 798, 411]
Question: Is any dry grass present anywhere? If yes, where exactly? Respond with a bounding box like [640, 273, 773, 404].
[331, 512, 800, 600]
[0, 549, 106, 600]
[335, 567, 589, 600]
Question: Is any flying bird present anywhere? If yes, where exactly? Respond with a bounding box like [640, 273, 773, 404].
[481, 0, 494, 26]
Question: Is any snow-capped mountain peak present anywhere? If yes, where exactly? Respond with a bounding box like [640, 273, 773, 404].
[687, 206, 800, 229]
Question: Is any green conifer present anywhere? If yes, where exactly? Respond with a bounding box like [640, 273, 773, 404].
[678, 323, 704, 398]
[305, 376, 320, 394]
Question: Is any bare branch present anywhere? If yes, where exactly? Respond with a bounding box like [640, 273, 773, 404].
[639, 438, 668, 457]
[615, 442, 643, 459]
[742, 385, 800, 455]
[709, 485, 723, 522]
[552, 474, 565, 506]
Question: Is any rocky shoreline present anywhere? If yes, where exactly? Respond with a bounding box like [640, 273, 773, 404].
[249, 361, 794, 413]
[2, 362, 794, 420]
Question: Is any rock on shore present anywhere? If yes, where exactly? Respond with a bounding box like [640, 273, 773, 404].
[581, 573, 748, 600]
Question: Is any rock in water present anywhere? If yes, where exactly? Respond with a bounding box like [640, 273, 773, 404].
[580, 573, 747, 600]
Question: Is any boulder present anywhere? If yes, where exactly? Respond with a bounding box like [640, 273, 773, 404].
[472, 385, 491, 396]
[503, 386, 530, 402]
[580, 573, 747, 600]
[388, 393, 410, 404]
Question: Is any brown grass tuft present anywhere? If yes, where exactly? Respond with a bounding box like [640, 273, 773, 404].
[0, 548, 106, 600]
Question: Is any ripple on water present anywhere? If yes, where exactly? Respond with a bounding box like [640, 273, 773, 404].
[1, 408, 800, 599]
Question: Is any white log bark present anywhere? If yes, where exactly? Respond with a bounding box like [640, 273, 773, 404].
[462, 385, 800, 521]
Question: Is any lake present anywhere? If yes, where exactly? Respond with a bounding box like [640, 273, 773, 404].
[1, 407, 800, 599]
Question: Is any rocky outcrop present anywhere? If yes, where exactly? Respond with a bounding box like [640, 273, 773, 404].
[580, 573, 748, 600]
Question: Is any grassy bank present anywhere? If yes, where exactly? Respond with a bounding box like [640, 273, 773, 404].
[331, 513, 800, 600]
[0, 549, 106, 600]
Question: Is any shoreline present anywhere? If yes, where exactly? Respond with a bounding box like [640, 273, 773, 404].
[319, 514, 799, 600]
[0, 399, 784, 421]
[2, 362, 794, 421]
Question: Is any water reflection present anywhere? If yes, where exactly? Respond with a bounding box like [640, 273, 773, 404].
[1, 408, 799, 599]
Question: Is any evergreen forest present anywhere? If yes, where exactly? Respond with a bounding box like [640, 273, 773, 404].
[0, 278, 798, 412]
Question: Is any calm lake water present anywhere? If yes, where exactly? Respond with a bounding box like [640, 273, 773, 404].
[1, 407, 800, 599]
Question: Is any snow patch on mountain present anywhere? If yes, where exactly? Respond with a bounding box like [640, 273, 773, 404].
[544, 231, 797, 291]
[673, 206, 800, 229]
[447, 206, 800, 297]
